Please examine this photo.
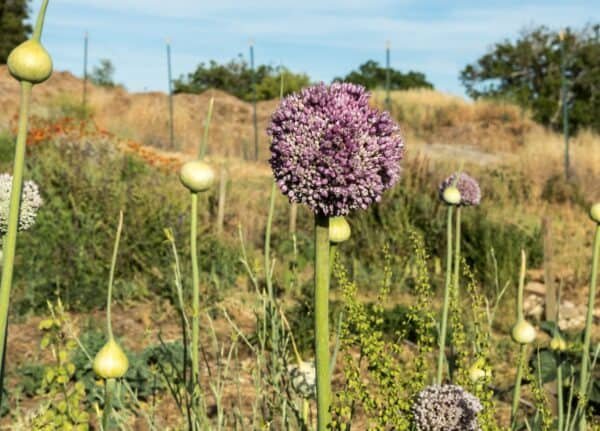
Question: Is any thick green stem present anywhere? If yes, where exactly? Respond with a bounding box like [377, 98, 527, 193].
[558, 358, 564, 431]
[190, 192, 200, 385]
[452, 207, 462, 299]
[106, 212, 123, 340]
[102, 378, 115, 430]
[517, 250, 526, 322]
[578, 225, 600, 430]
[437, 205, 454, 384]
[314, 214, 331, 430]
[0, 82, 32, 400]
[32, 0, 50, 42]
[511, 344, 527, 430]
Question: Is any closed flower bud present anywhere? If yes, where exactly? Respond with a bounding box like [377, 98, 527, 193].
[550, 335, 567, 352]
[511, 320, 536, 344]
[7, 40, 53, 84]
[442, 186, 461, 206]
[179, 160, 215, 193]
[590, 203, 600, 224]
[93, 338, 129, 379]
[329, 216, 351, 243]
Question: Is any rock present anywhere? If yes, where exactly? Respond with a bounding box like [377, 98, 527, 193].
[525, 282, 546, 296]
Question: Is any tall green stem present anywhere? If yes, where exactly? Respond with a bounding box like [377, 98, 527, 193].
[102, 378, 115, 430]
[511, 344, 527, 429]
[32, 0, 49, 42]
[453, 207, 462, 299]
[190, 192, 200, 384]
[0, 0, 50, 405]
[437, 205, 454, 384]
[578, 225, 600, 430]
[0, 82, 32, 401]
[106, 212, 124, 340]
[558, 356, 564, 431]
[517, 250, 526, 322]
[314, 214, 331, 430]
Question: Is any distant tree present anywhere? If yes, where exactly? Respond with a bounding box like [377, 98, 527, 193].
[335, 60, 434, 90]
[0, 0, 32, 63]
[173, 55, 310, 101]
[461, 24, 600, 132]
[90, 59, 116, 87]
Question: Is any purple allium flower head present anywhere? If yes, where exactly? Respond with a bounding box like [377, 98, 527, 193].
[267, 82, 405, 216]
[412, 384, 482, 431]
[439, 172, 481, 207]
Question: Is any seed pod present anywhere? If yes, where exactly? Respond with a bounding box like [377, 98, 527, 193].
[511, 320, 536, 344]
[93, 338, 129, 379]
[590, 203, 600, 224]
[7, 40, 53, 84]
[329, 216, 351, 243]
[179, 160, 215, 193]
[442, 186, 461, 206]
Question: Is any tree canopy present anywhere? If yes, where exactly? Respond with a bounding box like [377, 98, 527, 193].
[173, 55, 311, 101]
[461, 24, 600, 133]
[0, 0, 32, 63]
[334, 60, 434, 91]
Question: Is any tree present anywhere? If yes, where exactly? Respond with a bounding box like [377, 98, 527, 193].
[461, 24, 600, 133]
[90, 59, 116, 87]
[173, 55, 310, 101]
[335, 60, 433, 90]
[0, 0, 32, 63]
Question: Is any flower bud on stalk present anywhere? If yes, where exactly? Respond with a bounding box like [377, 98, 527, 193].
[179, 160, 215, 193]
[93, 338, 129, 379]
[0, 0, 52, 407]
[7, 40, 53, 84]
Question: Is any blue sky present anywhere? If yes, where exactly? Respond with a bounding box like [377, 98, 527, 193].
[31, 0, 598, 97]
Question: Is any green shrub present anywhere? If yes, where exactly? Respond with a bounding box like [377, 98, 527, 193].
[0, 137, 243, 313]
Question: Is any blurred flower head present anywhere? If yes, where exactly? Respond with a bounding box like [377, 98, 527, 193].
[0, 173, 43, 235]
[287, 360, 316, 399]
[412, 384, 482, 431]
[268, 82, 405, 216]
[439, 172, 481, 207]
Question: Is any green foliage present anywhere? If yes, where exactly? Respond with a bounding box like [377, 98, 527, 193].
[173, 56, 310, 101]
[461, 24, 600, 133]
[346, 166, 543, 297]
[334, 60, 433, 90]
[89, 59, 116, 87]
[541, 174, 588, 208]
[0, 132, 15, 164]
[331, 240, 433, 430]
[31, 301, 90, 430]
[0, 136, 242, 312]
[0, 0, 31, 63]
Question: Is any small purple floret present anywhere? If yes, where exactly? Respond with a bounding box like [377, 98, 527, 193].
[267, 82, 405, 216]
[439, 172, 481, 207]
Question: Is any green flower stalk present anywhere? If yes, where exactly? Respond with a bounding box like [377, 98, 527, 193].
[0, 0, 51, 404]
[179, 102, 216, 398]
[315, 213, 331, 429]
[578, 203, 600, 431]
[93, 212, 129, 430]
[437, 202, 454, 384]
[510, 250, 536, 430]
[267, 83, 405, 430]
